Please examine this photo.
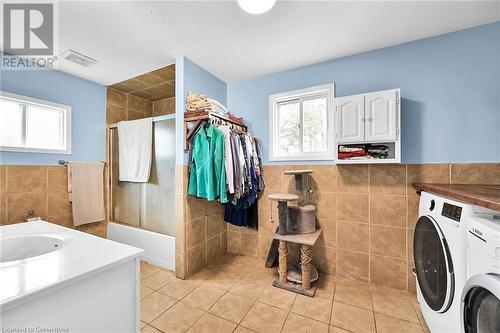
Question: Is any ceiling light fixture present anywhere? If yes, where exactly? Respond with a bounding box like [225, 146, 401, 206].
[237, 0, 276, 14]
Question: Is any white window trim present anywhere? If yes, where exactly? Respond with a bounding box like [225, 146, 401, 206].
[0, 91, 72, 154]
[269, 83, 335, 161]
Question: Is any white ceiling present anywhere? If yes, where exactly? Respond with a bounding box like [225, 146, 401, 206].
[56, 1, 499, 85]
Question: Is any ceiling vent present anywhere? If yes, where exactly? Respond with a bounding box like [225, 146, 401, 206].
[61, 49, 97, 67]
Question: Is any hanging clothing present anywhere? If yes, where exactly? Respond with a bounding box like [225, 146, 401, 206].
[188, 124, 228, 203]
[218, 125, 235, 195]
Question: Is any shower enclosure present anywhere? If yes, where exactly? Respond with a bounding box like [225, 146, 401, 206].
[108, 116, 176, 269]
[110, 117, 175, 235]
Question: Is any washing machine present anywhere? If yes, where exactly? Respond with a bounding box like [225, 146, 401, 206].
[414, 191, 474, 333]
[462, 209, 500, 333]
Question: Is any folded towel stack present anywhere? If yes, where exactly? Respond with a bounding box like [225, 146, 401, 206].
[187, 91, 230, 117]
[338, 144, 390, 160]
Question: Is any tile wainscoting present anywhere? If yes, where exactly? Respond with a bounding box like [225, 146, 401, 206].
[183, 163, 499, 290]
[0, 165, 107, 238]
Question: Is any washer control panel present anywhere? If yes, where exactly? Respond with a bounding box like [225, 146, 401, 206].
[442, 202, 462, 222]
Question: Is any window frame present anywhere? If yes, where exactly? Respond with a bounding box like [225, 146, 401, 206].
[0, 91, 72, 154]
[269, 83, 334, 161]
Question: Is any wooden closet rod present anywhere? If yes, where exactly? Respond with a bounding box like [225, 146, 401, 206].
[184, 111, 247, 151]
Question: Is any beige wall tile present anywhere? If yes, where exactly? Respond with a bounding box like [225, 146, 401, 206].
[259, 237, 273, 260]
[337, 193, 368, 222]
[221, 231, 228, 256]
[153, 98, 175, 116]
[451, 163, 500, 184]
[127, 110, 147, 121]
[370, 164, 406, 195]
[206, 212, 222, 239]
[407, 195, 420, 229]
[310, 165, 337, 193]
[175, 250, 186, 279]
[408, 261, 416, 293]
[282, 165, 308, 194]
[370, 225, 406, 259]
[262, 166, 283, 190]
[187, 216, 206, 248]
[337, 165, 369, 193]
[370, 255, 406, 290]
[7, 192, 47, 222]
[206, 235, 221, 264]
[227, 231, 241, 254]
[0, 193, 7, 224]
[408, 228, 415, 262]
[47, 214, 73, 228]
[241, 232, 259, 258]
[258, 211, 278, 238]
[317, 218, 336, 246]
[47, 166, 67, 192]
[107, 88, 127, 108]
[187, 242, 207, 276]
[370, 195, 406, 227]
[106, 104, 126, 124]
[312, 245, 336, 274]
[0, 165, 6, 194]
[337, 221, 369, 253]
[48, 191, 71, 216]
[315, 191, 336, 220]
[336, 249, 369, 281]
[7, 165, 47, 193]
[128, 94, 152, 115]
[407, 164, 450, 185]
[185, 196, 206, 221]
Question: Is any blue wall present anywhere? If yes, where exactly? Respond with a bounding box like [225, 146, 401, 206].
[176, 57, 228, 164]
[1, 69, 106, 165]
[228, 22, 500, 164]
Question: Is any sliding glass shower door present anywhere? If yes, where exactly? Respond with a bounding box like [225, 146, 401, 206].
[110, 118, 175, 236]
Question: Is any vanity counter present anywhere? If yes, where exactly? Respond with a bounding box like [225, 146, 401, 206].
[412, 183, 500, 212]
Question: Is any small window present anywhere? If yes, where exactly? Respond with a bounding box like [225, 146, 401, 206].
[269, 84, 334, 161]
[0, 91, 71, 154]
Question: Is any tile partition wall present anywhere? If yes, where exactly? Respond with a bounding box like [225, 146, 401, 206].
[0, 165, 107, 237]
[177, 166, 228, 278]
[222, 163, 500, 291]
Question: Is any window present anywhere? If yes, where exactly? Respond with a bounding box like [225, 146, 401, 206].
[0, 91, 71, 154]
[269, 84, 334, 161]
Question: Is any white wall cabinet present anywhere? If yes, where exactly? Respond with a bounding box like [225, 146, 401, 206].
[365, 90, 398, 142]
[334, 88, 401, 164]
[335, 89, 399, 144]
[335, 95, 365, 143]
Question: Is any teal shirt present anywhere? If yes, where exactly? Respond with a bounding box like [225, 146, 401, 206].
[188, 124, 228, 203]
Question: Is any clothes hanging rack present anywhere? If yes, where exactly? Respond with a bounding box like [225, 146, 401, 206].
[184, 110, 247, 150]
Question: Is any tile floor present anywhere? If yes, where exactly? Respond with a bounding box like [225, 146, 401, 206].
[140, 255, 428, 333]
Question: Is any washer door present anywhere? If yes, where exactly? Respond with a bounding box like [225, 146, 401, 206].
[414, 215, 454, 312]
[463, 274, 500, 333]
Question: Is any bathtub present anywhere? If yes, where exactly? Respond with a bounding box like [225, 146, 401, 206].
[107, 222, 175, 271]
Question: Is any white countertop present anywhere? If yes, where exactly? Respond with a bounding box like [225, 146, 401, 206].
[0, 221, 144, 311]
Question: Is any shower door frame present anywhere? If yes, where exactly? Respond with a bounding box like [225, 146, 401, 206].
[108, 113, 176, 233]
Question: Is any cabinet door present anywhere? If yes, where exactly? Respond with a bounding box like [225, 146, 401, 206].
[365, 90, 398, 142]
[335, 95, 365, 143]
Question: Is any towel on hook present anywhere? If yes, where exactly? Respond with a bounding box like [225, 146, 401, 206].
[68, 162, 105, 226]
[117, 117, 153, 182]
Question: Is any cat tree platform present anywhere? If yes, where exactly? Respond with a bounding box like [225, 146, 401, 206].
[272, 228, 322, 297]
